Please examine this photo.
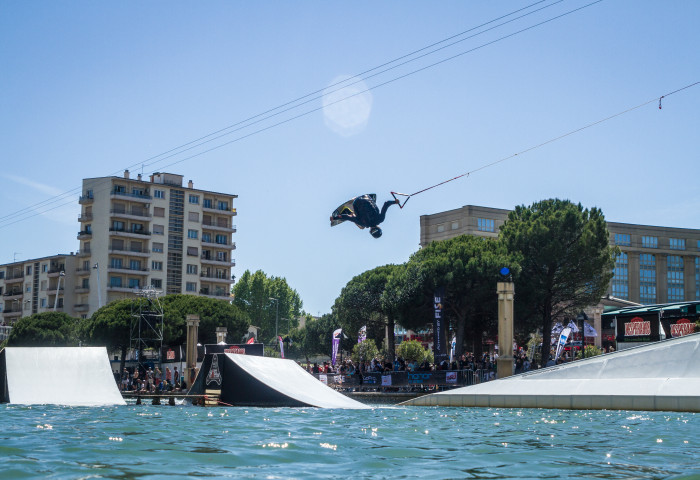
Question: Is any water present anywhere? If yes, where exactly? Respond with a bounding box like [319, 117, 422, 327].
[0, 404, 698, 479]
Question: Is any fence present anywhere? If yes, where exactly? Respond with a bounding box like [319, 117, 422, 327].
[313, 369, 495, 391]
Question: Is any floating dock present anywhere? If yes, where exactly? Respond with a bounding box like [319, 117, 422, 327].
[401, 333, 700, 412]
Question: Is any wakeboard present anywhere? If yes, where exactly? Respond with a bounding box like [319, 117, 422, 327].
[330, 194, 376, 228]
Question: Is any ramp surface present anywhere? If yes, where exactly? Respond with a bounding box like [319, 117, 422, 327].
[402, 333, 700, 412]
[203, 353, 368, 408]
[3, 347, 125, 406]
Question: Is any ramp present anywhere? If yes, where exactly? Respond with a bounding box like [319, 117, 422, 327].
[0, 347, 126, 406]
[191, 353, 368, 409]
[402, 333, 700, 412]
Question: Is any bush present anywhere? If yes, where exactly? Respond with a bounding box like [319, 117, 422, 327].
[396, 339, 431, 363]
[352, 339, 379, 364]
[576, 345, 603, 360]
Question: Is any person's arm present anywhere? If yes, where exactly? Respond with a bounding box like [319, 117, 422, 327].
[377, 199, 399, 223]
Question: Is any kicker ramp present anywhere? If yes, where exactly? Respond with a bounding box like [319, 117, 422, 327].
[402, 333, 700, 412]
[191, 353, 368, 409]
[0, 347, 125, 406]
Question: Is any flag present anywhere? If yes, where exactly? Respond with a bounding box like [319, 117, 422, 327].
[332, 328, 342, 366]
[278, 336, 285, 359]
[358, 325, 367, 343]
[554, 327, 571, 361]
[449, 336, 456, 363]
[246, 336, 255, 344]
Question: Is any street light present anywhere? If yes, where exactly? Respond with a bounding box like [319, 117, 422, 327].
[93, 263, 102, 308]
[269, 297, 279, 340]
[53, 271, 65, 311]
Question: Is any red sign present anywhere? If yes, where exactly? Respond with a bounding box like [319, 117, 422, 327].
[671, 318, 695, 338]
[166, 349, 175, 360]
[224, 347, 246, 354]
[625, 317, 651, 337]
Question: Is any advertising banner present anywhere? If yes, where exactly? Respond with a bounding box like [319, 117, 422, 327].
[331, 328, 342, 366]
[358, 325, 367, 343]
[616, 314, 660, 343]
[433, 287, 448, 364]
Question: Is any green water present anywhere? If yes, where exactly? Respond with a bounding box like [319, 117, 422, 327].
[0, 404, 697, 479]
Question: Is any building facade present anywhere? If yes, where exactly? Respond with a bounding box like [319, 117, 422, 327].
[420, 204, 700, 305]
[1, 171, 237, 332]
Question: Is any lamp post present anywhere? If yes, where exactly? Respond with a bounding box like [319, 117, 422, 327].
[93, 263, 102, 308]
[269, 297, 279, 340]
[53, 271, 65, 311]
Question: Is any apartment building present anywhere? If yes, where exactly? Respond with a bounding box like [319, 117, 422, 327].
[420, 204, 700, 305]
[1, 254, 77, 335]
[75, 171, 237, 316]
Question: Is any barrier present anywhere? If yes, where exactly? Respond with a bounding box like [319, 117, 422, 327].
[314, 369, 495, 390]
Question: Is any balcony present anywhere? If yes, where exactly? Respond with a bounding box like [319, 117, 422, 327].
[107, 266, 150, 276]
[201, 240, 236, 250]
[48, 268, 65, 278]
[77, 230, 93, 240]
[109, 245, 151, 257]
[107, 285, 142, 293]
[202, 205, 237, 216]
[109, 228, 151, 239]
[199, 288, 232, 300]
[78, 213, 93, 222]
[200, 254, 236, 267]
[200, 273, 235, 285]
[110, 190, 151, 203]
[74, 304, 90, 312]
[3, 290, 23, 300]
[77, 249, 92, 257]
[110, 208, 152, 221]
[75, 286, 89, 294]
[79, 194, 94, 204]
[2, 309, 22, 318]
[4, 275, 24, 285]
[201, 221, 237, 233]
[75, 267, 91, 275]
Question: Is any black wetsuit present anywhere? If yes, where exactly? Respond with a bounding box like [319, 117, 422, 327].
[338, 195, 396, 228]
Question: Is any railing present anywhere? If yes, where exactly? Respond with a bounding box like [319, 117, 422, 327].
[109, 228, 151, 236]
[0, 325, 11, 342]
[312, 369, 496, 391]
[3, 290, 23, 297]
[79, 194, 94, 202]
[109, 245, 150, 254]
[111, 190, 152, 200]
[110, 209, 151, 218]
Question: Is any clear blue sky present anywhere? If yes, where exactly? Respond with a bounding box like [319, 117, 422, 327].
[1, 1, 698, 316]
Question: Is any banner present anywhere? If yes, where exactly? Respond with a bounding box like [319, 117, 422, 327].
[450, 336, 456, 363]
[433, 287, 448, 364]
[331, 328, 342, 366]
[278, 336, 285, 359]
[554, 327, 571, 361]
[358, 325, 367, 343]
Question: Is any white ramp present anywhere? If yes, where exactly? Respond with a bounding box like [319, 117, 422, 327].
[4, 347, 125, 406]
[226, 353, 369, 409]
[403, 333, 700, 412]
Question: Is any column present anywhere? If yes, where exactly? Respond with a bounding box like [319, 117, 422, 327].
[497, 281, 515, 379]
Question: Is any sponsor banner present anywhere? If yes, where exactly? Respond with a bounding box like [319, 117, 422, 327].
[206, 354, 222, 386]
[278, 336, 285, 359]
[625, 317, 651, 336]
[331, 328, 342, 366]
[381, 375, 392, 386]
[446, 371, 458, 384]
[555, 327, 571, 361]
[433, 287, 448, 364]
[616, 313, 661, 343]
[161, 346, 181, 363]
[671, 318, 695, 337]
[205, 343, 264, 357]
[319, 374, 328, 385]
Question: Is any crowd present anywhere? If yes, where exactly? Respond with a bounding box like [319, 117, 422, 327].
[116, 365, 189, 393]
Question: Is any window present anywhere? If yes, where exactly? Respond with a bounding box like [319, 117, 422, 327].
[152, 242, 164, 253]
[40, 280, 47, 291]
[188, 212, 199, 222]
[203, 199, 212, 209]
[477, 218, 495, 232]
[667, 255, 684, 302]
[189, 194, 200, 204]
[451, 222, 459, 230]
[0, 272, 4, 279]
[110, 276, 122, 287]
[217, 201, 228, 211]
[696, 257, 700, 300]
[641, 236, 658, 248]
[128, 278, 140, 289]
[40, 298, 47, 308]
[153, 224, 164, 235]
[129, 260, 142, 271]
[130, 241, 143, 253]
[202, 232, 212, 243]
[82, 278, 89, 289]
[187, 229, 198, 239]
[154, 189, 165, 199]
[215, 234, 227, 245]
[26, 266, 32, 275]
[217, 251, 227, 262]
[110, 258, 123, 269]
[670, 238, 685, 250]
[151, 279, 162, 289]
[639, 254, 656, 304]
[131, 223, 144, 233]
[611, 253, 629, 299]
[614, 233, 631, 246]
[42, 264, 48, 273]
[153, 207, 165, 217]
[436, 224, 445, 233]
[186, 282, 197, 292]
[112, 221, 125, 231]
[186, 264, 198, 275]
[26, 285, 31, 293]
[152, 261, 163, 271]
[187, 246, 198, 256]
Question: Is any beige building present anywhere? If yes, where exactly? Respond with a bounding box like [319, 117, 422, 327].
[0, 171, 238, 338]
[420, 204, 700, 305]
[1, 254, 77, 335]
[76, 171, 237, 316]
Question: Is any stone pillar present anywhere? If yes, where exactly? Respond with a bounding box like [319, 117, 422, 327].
[186, 314, 200, 376]
[216, 326, 227, 344]
[497, 282, 515, 379]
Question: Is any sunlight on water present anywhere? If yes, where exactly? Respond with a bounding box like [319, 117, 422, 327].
[0, 404, 697, 479]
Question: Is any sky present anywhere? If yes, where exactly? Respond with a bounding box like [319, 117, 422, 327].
[1, 1, 699, 316]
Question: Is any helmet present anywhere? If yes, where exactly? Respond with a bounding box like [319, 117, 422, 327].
[370, 227, 382, 238]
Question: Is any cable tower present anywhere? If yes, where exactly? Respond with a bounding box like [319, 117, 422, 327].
[130, 285, 165, 370]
